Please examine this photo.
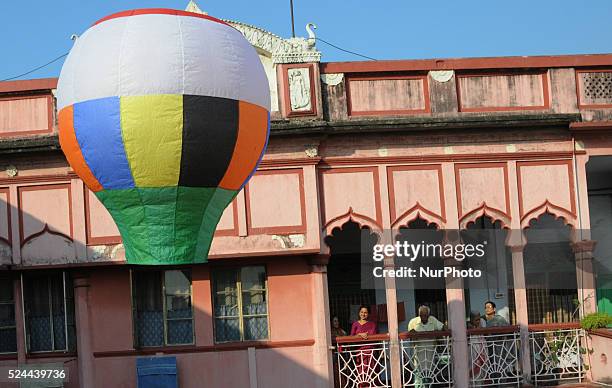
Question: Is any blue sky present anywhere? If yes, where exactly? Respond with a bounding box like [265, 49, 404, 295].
[1, 0, 611, 81]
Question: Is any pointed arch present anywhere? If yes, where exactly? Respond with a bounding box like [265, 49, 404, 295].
[21, 223, 73, 248]
[460, 202, 511, 229]
[391, 202, 445, 231]
[323, 207, 382, 236]
[521, 200, 575, 229]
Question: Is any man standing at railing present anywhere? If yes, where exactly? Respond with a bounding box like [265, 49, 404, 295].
[407, 306, 446, 388]
[408, 305, 446, 333]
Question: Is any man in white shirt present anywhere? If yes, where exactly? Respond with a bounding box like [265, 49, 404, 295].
[408, 305, 445, 332]
[407, 306, 446, 387]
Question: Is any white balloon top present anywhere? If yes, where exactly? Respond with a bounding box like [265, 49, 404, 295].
[57, 9, 270, 112]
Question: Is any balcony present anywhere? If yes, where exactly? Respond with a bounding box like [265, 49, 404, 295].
[332, 323, 601, 387]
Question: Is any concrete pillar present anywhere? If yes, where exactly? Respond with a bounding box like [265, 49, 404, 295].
[572, 240, 598, 316]
[308, 254, 334, 388]
[439, 163, 469, 388]
[510, 244, 532, 383]
[13, 278, 26, 363]
[73, 274, 95, 388]
[375, 164, 402, 387]
[8, 186, 21, 265]
[383, 255, 402, 388]
[444, 253, 469, 388]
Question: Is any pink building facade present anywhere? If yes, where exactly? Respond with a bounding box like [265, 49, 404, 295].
[1, 17, 612, 387]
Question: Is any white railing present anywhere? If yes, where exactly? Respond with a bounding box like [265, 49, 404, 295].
[332, 324, 586, 387]
[335, 334, 391, 388]
[400, 331, 453, 387]
[467, 326, 521, 387]
[529, 324, 585, 385]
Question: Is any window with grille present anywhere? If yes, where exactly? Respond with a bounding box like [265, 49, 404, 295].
[22, 272, 76, 353]
[213, 266, 269, 343]
[132, 270, 194, 347]
[0, 277, 16, 354]
[580, 71, 612, 105]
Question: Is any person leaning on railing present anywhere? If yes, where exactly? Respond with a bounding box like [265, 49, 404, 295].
[350, 305, 378, 388]
[407, 306, 446, 387]
[408, 305, 446, 332]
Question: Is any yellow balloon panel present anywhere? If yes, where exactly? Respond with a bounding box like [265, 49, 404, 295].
[120, 94, 184, 187]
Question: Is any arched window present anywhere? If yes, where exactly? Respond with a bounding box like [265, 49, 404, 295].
[523, 213, 578, 323]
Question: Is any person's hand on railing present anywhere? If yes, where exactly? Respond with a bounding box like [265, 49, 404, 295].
[357, 332, 368, 340]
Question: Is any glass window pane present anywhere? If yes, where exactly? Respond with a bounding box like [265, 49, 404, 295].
[133, 271, 163, 347]
[0, 304, 15, 327]
[243, 317, 268, 341]
[50, 274, 66, 350]
[165, 270, 190, 296]
[215, 270, 237, 294]
[136, 312, 163, 347]
[166, 295, 192, 319]
[214, 293, 238, 317]
[64, 273, 76, 352]
[242, 290, 267, 315]
[0, 280, 13, 303]
[24, 276, 52, 352]
[215, 318, 240, 342]
[167, 319, 193, 345]
[0, 327, 17, 353]
[241, 267, 266, 291]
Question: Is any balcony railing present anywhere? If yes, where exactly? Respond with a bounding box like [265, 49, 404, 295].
[467, 325, 522, 387]
[529, 323, 585, 386]
[335, 334, 391, 388]
[399, 330, 452, 387]
[332, 323, 586, 387]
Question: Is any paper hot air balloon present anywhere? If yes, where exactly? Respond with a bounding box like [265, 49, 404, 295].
[56, 9, 270, 264]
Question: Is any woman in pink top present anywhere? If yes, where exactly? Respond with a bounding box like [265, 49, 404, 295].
[350, 305, 377, 338]
[349, 305, 377, 387]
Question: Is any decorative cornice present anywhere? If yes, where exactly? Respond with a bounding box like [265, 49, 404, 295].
[225, 20, 321, 64]
[0, 172, 76, 185]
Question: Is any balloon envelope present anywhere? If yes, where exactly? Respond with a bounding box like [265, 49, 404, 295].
[56, 9, 270, 264]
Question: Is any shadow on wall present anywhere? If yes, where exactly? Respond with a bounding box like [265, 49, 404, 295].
[0, 197, 331, 388]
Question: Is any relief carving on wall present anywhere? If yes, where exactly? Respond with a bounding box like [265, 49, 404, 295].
[321, 73, 344, 86]
[288, 68, 312, 111]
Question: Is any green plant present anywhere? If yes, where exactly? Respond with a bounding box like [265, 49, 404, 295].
[580, 312, 612, 330]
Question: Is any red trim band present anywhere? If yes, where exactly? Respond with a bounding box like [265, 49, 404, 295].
[93, 8, 229, 27]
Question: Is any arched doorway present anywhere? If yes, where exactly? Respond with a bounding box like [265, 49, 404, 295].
[523, 212, 578, 323]
[462, 215, 514, 323]
[396, 216, 448, 324]
[325, 221, 380, 333]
